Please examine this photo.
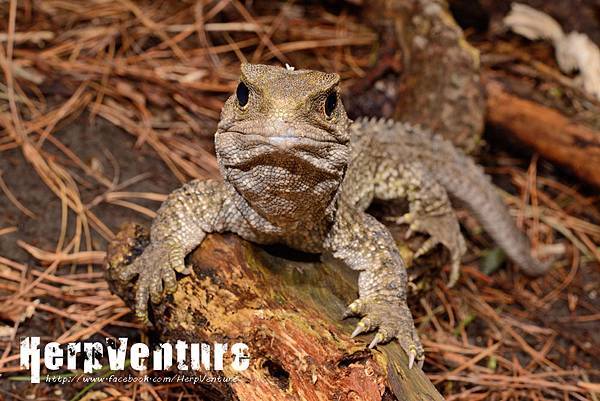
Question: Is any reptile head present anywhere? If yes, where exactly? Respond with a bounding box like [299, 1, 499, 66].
[215, 63, 351, 226]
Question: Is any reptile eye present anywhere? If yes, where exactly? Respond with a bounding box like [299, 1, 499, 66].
[324, 92, 337, 118]
[236, 82, 249, 108]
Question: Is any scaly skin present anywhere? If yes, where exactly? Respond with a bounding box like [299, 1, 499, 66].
[117, 64, 549, 368]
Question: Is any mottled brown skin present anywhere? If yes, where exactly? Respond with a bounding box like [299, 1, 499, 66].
[117, 64, 549, 368]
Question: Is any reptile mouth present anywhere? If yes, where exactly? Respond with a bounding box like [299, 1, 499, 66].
[229, 131, 339, 147]
[217, 131, 348, 176]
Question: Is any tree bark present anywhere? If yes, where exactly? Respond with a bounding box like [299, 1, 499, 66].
[361, 0, 485, 153]
[105, 223, 445, 401]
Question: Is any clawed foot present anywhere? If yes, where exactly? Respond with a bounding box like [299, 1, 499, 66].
[116, 242, 188, 323]
[390, 211, 466, 287]
[343, 295, 425, 369]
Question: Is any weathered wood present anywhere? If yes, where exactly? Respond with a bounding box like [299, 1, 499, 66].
[363, 0, 485, 152]
[485, 79, 600, 188]
[105, 224, 445, 401]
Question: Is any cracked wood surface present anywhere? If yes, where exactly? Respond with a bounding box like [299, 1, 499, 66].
[105, 223, 444, 401]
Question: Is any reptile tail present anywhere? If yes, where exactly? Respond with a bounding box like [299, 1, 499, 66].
[432, 141, 550, 276]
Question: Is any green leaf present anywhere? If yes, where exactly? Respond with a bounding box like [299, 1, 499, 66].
[487, 355, 497, 371]
[480, 247, 506, 275]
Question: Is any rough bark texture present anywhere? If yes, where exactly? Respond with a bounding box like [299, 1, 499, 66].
[366, 0, 485, 153]
[485, 79, 600, 188]
[105, 224, 444, 401]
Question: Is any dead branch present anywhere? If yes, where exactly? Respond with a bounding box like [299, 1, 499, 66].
[485, 79, 600, 188]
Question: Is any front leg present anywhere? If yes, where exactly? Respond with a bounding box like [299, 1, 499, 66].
[115, 179, 238, 322]
[324, 204, 424, 368]
[376, 162, 467, 287]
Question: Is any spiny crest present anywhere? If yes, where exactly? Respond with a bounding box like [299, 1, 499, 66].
[357, 116, 392, 129]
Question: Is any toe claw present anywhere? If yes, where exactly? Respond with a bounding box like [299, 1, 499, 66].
[368, 333, 384, 349]
[351, 322, 367, 338]
[408, 347, 417, 369]
[344, 299, 362, 319]
[405, 222, 420, 239]
[343, 300, 360, 318]
[171, 262, 186, 274]
[168, 247, 187, 274]
[391, 212, 413, 225]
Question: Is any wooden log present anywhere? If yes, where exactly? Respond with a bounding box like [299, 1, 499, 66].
[105, 223, 445, 401]
[485, 79, 600, 188]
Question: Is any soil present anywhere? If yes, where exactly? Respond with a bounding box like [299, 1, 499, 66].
[0, 116, 180, 263]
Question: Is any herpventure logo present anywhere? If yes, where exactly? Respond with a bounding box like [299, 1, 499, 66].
[20, 337, 250, 383]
